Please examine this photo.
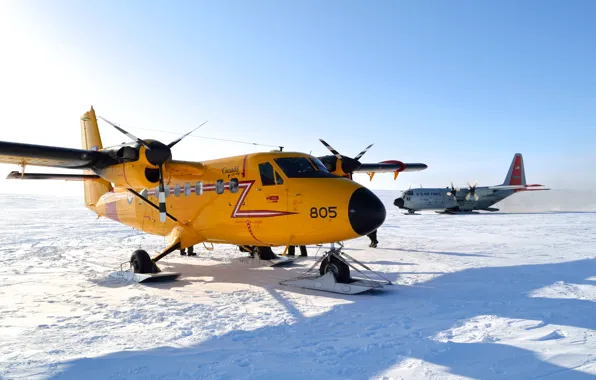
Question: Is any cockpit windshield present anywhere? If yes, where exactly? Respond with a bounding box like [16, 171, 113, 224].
[274, 157, 336, 178]
[309, 157, 330, 172]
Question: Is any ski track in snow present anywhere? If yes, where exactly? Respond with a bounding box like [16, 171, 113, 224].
[1, 192, 596, 379]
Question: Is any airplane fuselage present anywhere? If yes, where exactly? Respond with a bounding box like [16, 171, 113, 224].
[93, 151, 385, 249]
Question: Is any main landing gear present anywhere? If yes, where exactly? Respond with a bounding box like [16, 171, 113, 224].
[281, 243, 391, 294]
[111, 246, 181, 283]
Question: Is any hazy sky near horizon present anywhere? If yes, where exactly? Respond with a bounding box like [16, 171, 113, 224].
[1, 0, 595, 196]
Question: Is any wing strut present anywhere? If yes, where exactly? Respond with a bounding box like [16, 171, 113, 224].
[126, 189, 179, 222]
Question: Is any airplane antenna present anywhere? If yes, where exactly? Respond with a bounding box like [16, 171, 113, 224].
[117, 124, 283, 149]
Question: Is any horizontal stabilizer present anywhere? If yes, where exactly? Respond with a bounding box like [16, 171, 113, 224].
[516, 187, 551, 192]
[489, 184, 549, 191]
[6, 171, 101, 181]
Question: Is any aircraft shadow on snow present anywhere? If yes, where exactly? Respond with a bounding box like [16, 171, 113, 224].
[51, 258, 596, 379]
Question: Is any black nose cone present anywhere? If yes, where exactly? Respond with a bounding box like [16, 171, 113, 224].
[348, 187, 386, 236]
[394, 197, 405, 208]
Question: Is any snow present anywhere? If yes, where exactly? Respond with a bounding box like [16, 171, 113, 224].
[1, 191, 596, 379]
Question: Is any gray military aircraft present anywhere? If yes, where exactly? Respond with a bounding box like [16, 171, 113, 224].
[393, 153, 549, 214]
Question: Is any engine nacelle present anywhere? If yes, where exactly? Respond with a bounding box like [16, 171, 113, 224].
[96, 162, 161, 189]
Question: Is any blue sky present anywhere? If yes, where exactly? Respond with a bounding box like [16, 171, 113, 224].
[1, 0, 595, 195]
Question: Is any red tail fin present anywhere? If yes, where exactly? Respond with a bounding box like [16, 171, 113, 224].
[503, 153, 526, 186]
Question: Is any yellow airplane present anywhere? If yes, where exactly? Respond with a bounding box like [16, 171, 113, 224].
[0, 107, 387, 283]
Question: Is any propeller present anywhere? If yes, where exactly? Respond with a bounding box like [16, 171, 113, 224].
[446, 182, 460, 198]
[318, 139, 373, 174]
[354, 143, 374, 161]
[465, 180, 480, 201]
[99, 116, 207, 223]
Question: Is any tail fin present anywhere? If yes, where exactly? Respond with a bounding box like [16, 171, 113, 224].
[80, 106, 112, 209]
[502, 153, 526, 186]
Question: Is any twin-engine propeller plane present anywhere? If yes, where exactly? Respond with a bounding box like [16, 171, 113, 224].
[0, 107, 387, 292]
[394, 153, 549, 214]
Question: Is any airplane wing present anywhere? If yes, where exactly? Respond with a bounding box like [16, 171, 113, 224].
[355, 161, 428, 173]
[0, 141, 105, 169]
[6, 171, 101, 181]
[1, 141, 206, 185]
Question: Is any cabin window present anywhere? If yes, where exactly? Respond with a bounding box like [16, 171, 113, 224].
[275, 171, 284, 185]
[216, 179, 225, 194]
[174, 184, 181, 197]
[184, 183, 191, 196]
[259, 162, 276, 186]
[165, 185, 171, 197]
[230, 178, 239, 193]
[195, 181, 203, 196]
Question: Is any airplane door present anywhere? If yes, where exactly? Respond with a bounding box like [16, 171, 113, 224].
[256, 162, 289, 224]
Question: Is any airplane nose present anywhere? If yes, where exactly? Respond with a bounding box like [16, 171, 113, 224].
[394, 197, 405, 208]
[348, 187, 386, 236]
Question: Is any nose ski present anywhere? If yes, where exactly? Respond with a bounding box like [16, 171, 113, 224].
[280, 242, 391, 295]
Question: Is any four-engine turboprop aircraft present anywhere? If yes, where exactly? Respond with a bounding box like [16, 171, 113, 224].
[0, 107, 386, 282]
[393, 153, 549, 214]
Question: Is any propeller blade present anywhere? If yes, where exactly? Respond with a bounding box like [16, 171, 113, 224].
[319, 139, 343, 160]
[98, 116, 151, 149]
[167, 121, 208, 148]
[474, 193, 480, 200]
[158, 164, 167, 223]
[354, 143, 374, 160]
[465, 193, 470, 200]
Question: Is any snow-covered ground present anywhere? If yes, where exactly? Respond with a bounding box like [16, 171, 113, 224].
[1, 191, 596, 379]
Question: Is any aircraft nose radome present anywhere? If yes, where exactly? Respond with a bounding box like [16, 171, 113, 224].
[394, 197, 405, 208]
[348, 187, 386, 236]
